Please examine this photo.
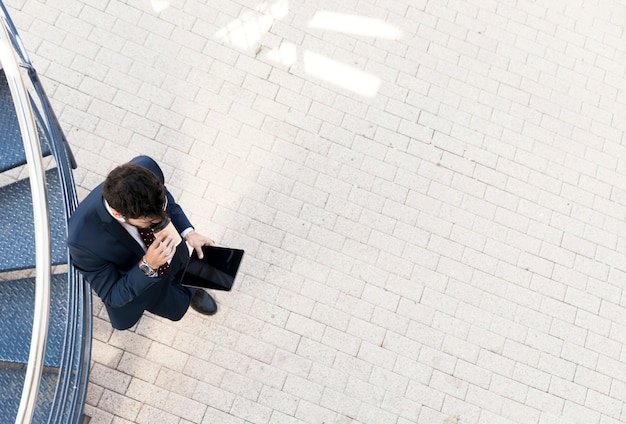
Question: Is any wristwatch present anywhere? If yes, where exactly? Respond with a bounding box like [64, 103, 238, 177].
[139, 257, 157, 276]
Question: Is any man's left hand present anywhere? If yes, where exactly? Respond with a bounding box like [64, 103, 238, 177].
[185, 231, 216, 259]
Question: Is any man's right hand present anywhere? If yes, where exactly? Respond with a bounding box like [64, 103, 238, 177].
[145, 233, 176, 267]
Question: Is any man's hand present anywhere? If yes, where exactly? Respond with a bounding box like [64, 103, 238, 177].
[185, 230, 215, 259]
[145, 233, 176, 267]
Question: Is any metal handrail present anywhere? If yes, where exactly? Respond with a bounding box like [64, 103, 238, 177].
[0, 13, 51, 424]
[0, 3, 92, 423]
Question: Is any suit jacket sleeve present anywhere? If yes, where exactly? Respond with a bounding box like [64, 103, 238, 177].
[68, 241, 159, 308]
[166, 190, 193, 234]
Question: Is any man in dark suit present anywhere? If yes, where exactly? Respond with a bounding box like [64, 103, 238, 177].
[68, 156, 217, 330]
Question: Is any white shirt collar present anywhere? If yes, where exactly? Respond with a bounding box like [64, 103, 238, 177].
[103, 199, 127, 224]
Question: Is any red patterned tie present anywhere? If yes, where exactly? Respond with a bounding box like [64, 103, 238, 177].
[137, 227, 170, 277]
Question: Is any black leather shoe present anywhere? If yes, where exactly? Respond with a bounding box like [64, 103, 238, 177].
[190, 289, 218, 315]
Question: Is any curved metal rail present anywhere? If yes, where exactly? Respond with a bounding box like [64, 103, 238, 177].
[0, 15, 51, 424]
[0, 2, 92, 423]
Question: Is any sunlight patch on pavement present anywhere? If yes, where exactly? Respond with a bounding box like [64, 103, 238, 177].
[150, 0, 170, 13]
[264, 42, 298, 67]
[214, 0, 289, 50]
[308, 11, 402, 39]
[303, 50, 380, 97]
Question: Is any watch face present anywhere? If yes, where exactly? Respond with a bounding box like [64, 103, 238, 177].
[140, 263, 153, 274]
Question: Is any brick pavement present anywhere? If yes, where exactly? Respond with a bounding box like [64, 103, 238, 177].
[7, 0, 626, 422]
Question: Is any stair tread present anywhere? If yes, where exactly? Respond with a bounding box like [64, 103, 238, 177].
[0, 274, 68, 366]
[0, 366, 58, 423]
[0, 168, 67, 272]
[0, 69, 52, 173]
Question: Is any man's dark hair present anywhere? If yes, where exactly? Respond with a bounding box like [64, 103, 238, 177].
[103, 164, 167, 220]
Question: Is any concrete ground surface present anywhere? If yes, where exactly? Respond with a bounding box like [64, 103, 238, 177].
[7, 0, 626, 423]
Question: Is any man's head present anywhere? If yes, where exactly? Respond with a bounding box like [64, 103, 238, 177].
[103, 163, 167, 227]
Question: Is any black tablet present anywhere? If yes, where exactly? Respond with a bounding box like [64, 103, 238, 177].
[182, 246, 244, 291]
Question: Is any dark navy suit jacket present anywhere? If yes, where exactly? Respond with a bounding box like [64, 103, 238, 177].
[68, 156, 193, 330]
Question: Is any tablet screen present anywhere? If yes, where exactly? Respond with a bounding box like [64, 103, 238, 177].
[182, 246, 244, 291]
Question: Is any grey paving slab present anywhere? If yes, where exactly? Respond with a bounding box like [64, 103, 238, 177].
[7, 0, 626, 423]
